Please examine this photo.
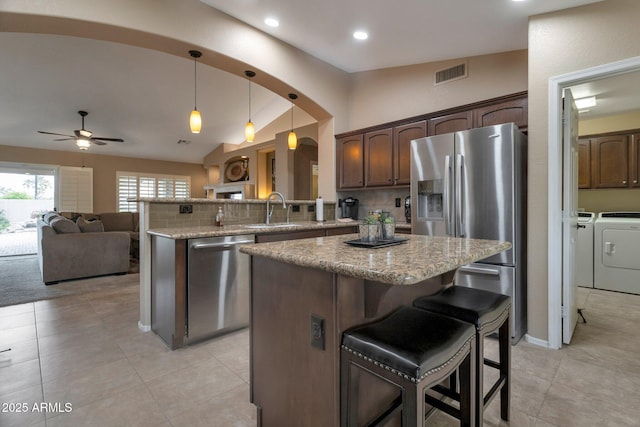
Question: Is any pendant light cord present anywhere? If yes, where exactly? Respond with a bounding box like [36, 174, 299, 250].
[193, 56, 197, 110]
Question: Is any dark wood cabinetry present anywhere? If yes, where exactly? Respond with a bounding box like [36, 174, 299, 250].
[364, 128, 394, 187]
[474, 97, 528, 130]
[336, 134, 364, 188]
[631, 134, 640, 188]
[591, 135, 629, 188]
[428, 111, 472, 135]
[394, 121, 427, 185]
[335, 92, 527, 191]
[578, 139, 591, 189]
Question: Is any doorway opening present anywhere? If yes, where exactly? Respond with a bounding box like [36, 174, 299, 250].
[0, 163, 56, 257]
[548, 56, 640, 349]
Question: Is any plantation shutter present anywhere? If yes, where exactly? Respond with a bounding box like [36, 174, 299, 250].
[57, 166, 93, 212]
[118, 174, 138, 212]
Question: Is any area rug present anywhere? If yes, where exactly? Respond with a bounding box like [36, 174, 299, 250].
[0, 255, 139, 307]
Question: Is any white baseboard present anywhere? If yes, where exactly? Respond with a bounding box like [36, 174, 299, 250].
[524, 334, 549, 348]
[138, 321, 151, 332]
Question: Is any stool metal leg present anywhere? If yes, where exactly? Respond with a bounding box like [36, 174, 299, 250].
[498, 315, 511, 421]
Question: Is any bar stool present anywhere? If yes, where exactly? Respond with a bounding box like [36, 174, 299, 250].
[341, 306, 476, 427]
[413, 286, 511, 427]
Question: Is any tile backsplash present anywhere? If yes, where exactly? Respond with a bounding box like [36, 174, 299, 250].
[336, 188, 411, 224]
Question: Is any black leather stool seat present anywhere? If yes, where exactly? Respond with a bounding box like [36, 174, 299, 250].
[413, 286, 511, 427]
[342, 306, 475, 382]
[341, 306, 477, 426]
[413, 286, 510, 333]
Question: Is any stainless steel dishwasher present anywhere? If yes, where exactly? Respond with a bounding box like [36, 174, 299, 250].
[185, 234, 254, 344]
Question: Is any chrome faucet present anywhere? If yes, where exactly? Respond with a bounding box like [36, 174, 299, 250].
[266, 191, 286, 225]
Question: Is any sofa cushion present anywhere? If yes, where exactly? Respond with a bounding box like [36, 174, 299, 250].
[76, 217, 104, 233]
[50, 216, 81, 233]
[98, 212, 134, 232]
[43, 211, 60, 225]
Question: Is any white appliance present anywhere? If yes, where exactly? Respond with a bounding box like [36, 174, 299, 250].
[594, 212, 640, 294]
[577, 212, 595, 288]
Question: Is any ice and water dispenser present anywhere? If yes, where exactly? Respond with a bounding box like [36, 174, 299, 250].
[416, 179, 444, 220]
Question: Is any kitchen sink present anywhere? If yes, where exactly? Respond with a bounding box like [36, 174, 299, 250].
[243, 223, 302, 229]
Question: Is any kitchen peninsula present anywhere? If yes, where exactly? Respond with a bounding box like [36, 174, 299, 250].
[239, 234, 511, 427]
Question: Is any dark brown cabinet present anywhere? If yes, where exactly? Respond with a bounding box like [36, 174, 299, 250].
[394, 121, 427, 185]
[474, 97, 528, 130]
[591, 135, 629, 188]
[336, 134, 364, 188]
[428, 111, 472, 135]
[578, 139, 591, 189]
[631, 134, 640, 188]
[364, 128, 394, 187]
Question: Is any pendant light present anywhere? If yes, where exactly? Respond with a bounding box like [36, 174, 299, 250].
[188, 50, 202, 134]
[244, 70, 256, 142]
[287, 93, 298, 150]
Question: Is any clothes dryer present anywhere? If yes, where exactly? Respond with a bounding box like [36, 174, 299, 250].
[594, 212, 640, 294]
[577, 212, 595, 288]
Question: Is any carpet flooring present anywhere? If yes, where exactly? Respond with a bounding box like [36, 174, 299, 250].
[0, 255, 139, 307]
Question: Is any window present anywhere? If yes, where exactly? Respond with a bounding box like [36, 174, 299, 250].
[117, 172, 190, 212]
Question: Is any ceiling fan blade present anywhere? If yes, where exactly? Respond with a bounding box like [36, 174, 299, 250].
[38, 131, 75, 138]
[53, 138, 74, 141]
[91, 140, 107, 146]
[92, 137, 124, 142]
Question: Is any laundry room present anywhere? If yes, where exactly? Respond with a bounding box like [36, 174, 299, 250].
[571, 71, 640, 298]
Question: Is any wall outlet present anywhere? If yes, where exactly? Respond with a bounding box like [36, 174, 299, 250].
[395, 198, 401, 207]
[292, 205, 300, 213]
[308, 205, 315, 213]
[179, 204, 193, 214]
[310, 314, 325, 350]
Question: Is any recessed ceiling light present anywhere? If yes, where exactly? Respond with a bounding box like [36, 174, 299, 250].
[264, 17, 279, 27]
[353, 31, 368, 40]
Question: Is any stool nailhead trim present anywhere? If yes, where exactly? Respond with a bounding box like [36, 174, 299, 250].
[341, 334, 474, 384]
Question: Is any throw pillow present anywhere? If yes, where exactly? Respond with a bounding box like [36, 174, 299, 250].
[50, 216, 81, 234]
[43, 211, 60, 225]
[76, 217, 104, 233]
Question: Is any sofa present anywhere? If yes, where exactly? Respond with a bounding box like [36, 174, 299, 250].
[37, 211, 138, 285]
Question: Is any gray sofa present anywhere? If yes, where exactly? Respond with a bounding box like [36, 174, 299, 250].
[37, 211, 136, 285]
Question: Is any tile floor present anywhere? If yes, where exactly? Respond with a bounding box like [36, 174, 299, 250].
[1, 277, 640, 426]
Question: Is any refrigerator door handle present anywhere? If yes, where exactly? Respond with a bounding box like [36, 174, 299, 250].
[444, 155, 453, 236]
[456, 154, 465, 237]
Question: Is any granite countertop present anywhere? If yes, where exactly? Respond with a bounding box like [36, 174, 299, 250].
[239, 234, 511, 286]
[147, 220, 365, 239]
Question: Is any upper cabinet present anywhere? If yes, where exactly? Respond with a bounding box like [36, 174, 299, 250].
[474, 97, 528, 129]
[394, 121, 427, 185]
[428, 111, 472, 135]
[578, 130, 640, 189]
[335, 92, 527, 190]
[336, 134, 364, 188]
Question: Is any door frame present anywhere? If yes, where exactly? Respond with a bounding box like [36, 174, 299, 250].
[547, 55, 640, 349]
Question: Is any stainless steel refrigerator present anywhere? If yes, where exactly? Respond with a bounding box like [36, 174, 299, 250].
[410, 123, 527, 343]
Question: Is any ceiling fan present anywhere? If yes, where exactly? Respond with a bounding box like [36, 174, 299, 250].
[38, 110, 124, 150]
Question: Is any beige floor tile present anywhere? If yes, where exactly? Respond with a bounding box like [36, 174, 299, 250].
[0, 338, 39, 367]
[42, 357, 143, 411]
[0, 358, 42, 397]
[128, 344, 214, 382]
[0, 384, 46, 427]
[0, 302, 34, 318]
[0, 323, 37, 346]
[168, 383, 256, 427]
[0, 310, 35, 330]
[145, 358, 246, 419]
[45, 384, 170, 427]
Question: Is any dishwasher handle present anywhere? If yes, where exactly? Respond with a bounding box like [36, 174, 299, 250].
[191, 239, 254, 250]
[457, 265, 501, 276]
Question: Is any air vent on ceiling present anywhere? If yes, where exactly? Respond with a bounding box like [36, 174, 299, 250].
[435, 62, 468, 85]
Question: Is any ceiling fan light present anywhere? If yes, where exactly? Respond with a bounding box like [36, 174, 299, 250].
[245, 120, 255, 142]
[76, 138, 91, 150]
[288, 131, 297, 150]
[190, 109, 202, 134]
[78, 129, 92, 138]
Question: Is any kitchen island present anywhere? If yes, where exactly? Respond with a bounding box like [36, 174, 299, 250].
[239, 234, 511, 427]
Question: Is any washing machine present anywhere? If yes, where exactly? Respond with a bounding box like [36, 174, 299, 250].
[577, 212, 595, 288]
[594, 212, 640, 294]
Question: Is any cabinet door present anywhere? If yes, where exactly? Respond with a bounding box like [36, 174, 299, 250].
[394, 121, 426, 185]
[631, 134, 640, 188]
[474, 97, 528, 129]
[591, 135, 629, 188]
[578, 139, 591, 189]
[336, 134, 364, 189]
[364, 128, 394, 187]
[428, 111, 472, 135]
